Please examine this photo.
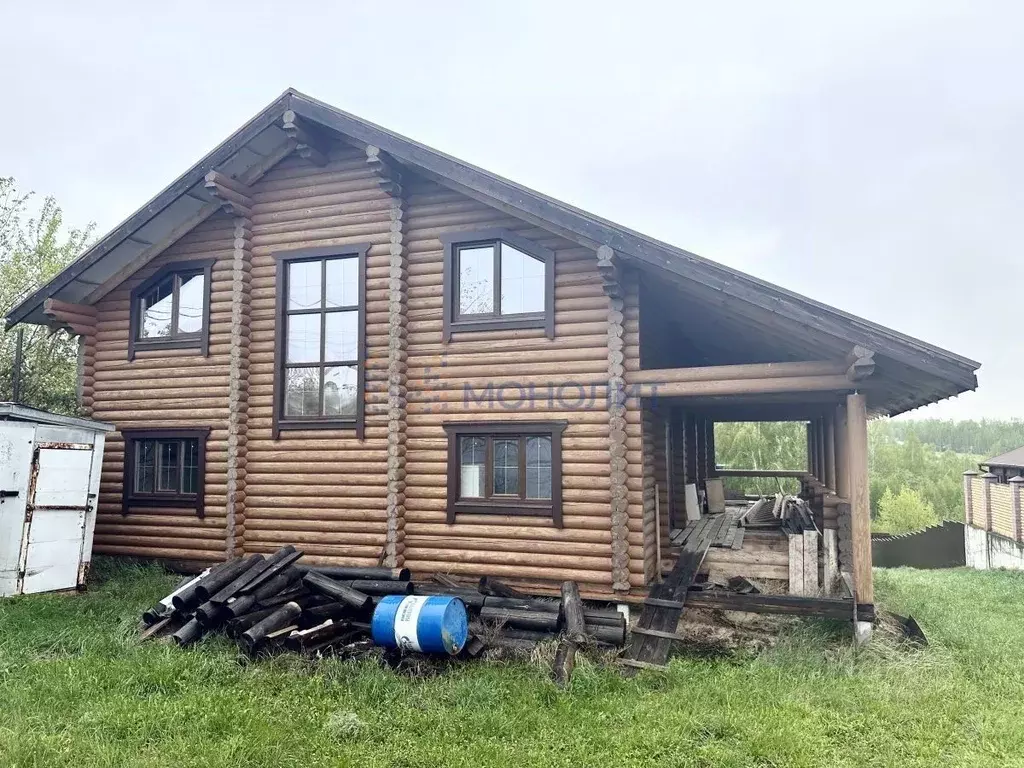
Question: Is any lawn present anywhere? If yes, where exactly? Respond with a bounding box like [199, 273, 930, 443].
[1, 562, 1023, 768]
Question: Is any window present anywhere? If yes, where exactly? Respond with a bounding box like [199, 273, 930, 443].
[121, 428, 209, 517]
[128, 260, 213, 360]
[443, 422, 566, 526]
[273, 245, 368, 439]
[442, 229, 555, 340]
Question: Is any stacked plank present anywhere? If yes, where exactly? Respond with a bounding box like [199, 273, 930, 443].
[739, 494, 817, 533]
[140, 551, 627, 665]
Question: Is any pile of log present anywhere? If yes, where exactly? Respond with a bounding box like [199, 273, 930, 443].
[140, 547, 627, 680]
[739, 493, 817, 533]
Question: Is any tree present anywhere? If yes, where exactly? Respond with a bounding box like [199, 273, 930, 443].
[0, 177, 93, 414]
[873, 487, 939, 534]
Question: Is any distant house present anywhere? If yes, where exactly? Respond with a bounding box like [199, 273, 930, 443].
[4, 88, 980, 609]
[964, 448, 1024, 569]
[979, 447, 1024, 483]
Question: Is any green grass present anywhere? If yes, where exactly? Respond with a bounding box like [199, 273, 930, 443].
[2, 562, 1024, 768]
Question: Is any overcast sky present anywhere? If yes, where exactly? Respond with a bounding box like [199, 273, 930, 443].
[2, 2, 1019, 419]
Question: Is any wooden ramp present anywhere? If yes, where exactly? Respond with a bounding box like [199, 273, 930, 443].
[620, 515, 725, 672]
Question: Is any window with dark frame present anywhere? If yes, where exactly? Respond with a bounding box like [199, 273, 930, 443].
[121, 428, 209, 517]
[441, 229, 555, 341]
[128, 259, 213, 360]
[273, 245, 367, 439]
[443, 422, 566, 526]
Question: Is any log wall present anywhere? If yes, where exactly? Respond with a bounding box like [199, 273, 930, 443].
[399, 177, 645, 593]
[83, 139, 654, 595]
[89, 213, 236, 563]
[243, 146, 391, 566]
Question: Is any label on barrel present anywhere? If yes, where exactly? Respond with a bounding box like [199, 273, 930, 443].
[393, 595, 430, 652]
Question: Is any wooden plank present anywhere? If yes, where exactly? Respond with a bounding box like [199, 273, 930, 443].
[617, 658, 668, 671]
[684, 590, 867, 620]
[803, 530, 819, 595]
[631, 626, 687, 642]
[823, 529, 838, 594]
[789, 533, 804, 595]
[731, 527, 746, 551]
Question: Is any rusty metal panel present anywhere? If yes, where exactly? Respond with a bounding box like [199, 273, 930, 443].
[0, 423, 35, 596]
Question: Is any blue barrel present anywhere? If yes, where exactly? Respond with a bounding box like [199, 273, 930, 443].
[371, 595, 468, 655]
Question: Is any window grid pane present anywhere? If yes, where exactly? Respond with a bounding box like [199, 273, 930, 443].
[135, 441, 155, 493]
[323, 365, 358, 417]
[492, 438, 520, 496]
[459, 437, 487, 499]
[141, 278, 174, 339]
[526, 436, 552, 500]
[288, 261, 322, 310]
[499, 243, 546, 316]
[157, 440, 181, 493]
[286, 313, 321, 364]
[284, 367, 322, 418]
[176, 272, 205, 334]
[458, 245, 495, 315]
[182, 441, 199, 495]
[325, 258, 359, 308]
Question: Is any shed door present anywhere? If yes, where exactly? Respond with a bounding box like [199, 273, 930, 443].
[21, 445, 96, 594]
[0, 424, 35, 596]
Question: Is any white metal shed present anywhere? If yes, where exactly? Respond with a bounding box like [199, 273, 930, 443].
[0, 403, 114, 596]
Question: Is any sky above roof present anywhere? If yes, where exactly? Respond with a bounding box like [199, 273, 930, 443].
[2, 1, 1018, 419]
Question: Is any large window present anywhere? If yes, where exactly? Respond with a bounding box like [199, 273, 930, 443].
[273, 245, 367, 438]
[442, 422, 566, 526]
[128, 260, 213, 360]
[441, 229, 555, 340]
[121, 428, 209, 517]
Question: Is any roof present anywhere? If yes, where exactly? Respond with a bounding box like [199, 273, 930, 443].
[982, 447, 1024, 470]
[4, 88, 981, 416]
[0, 403, 115, 432]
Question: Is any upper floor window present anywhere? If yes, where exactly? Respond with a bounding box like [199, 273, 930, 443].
[273, 245, 368, 439]
[128, 259, 213, 360]
[441, 229, 555, 341]
[121, 428, 209, 517]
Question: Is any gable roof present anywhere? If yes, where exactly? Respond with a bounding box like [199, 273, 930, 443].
[983, 447, 1024, 470]
[5, 87, 980, 416]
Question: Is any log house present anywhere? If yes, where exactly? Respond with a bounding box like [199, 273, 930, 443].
[10, 89, 980, 613]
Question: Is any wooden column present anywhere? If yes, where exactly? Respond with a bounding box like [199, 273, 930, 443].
[816, 418, 827, 485]
[806, 422, 817, 478]
[640, 407, 657, 583]
[846, 392, 873, 604]
[368, 146, 407, 567]
[597, 245, 630, 592]
[684, 412, 698, 484]
[225, 215, 252, 558]
[824, 414, 836, 491]
[705, 419, 717, 478]
[834, 404, 849, 499]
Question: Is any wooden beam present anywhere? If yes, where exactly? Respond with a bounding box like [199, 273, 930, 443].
[626, 360, 848, 385]
[635, 374, 855, 399]
[204, 171, 253, 218]
[846, 345, 876, 380]
[365, 145, 403, 196]
[281, 109, 329, 166]
[846, 392, 873, 604]
[716, 469, 809, 479]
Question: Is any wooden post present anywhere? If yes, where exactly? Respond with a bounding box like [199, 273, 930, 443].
[685, 412, 698, 484]
[824, 414, 836, 491]
[963, 470, 977, 526]
[803, 529, 819, 595]
[846, 393, 873, 608]
[823, 528, 839, 594]
[806, 423, 815, 479]
[816, 418, 827, 486]
[706, 419, 717, 478]
[788, 534, 804, 595]
[834, 404, 850, 499]
[1010, 476, 1024, 542]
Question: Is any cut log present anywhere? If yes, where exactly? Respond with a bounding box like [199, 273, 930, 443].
[559, 581, 587, 644]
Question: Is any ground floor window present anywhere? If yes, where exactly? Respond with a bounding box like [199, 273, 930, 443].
[121, 428, 209, 517]
[442, 421, 566, 526]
